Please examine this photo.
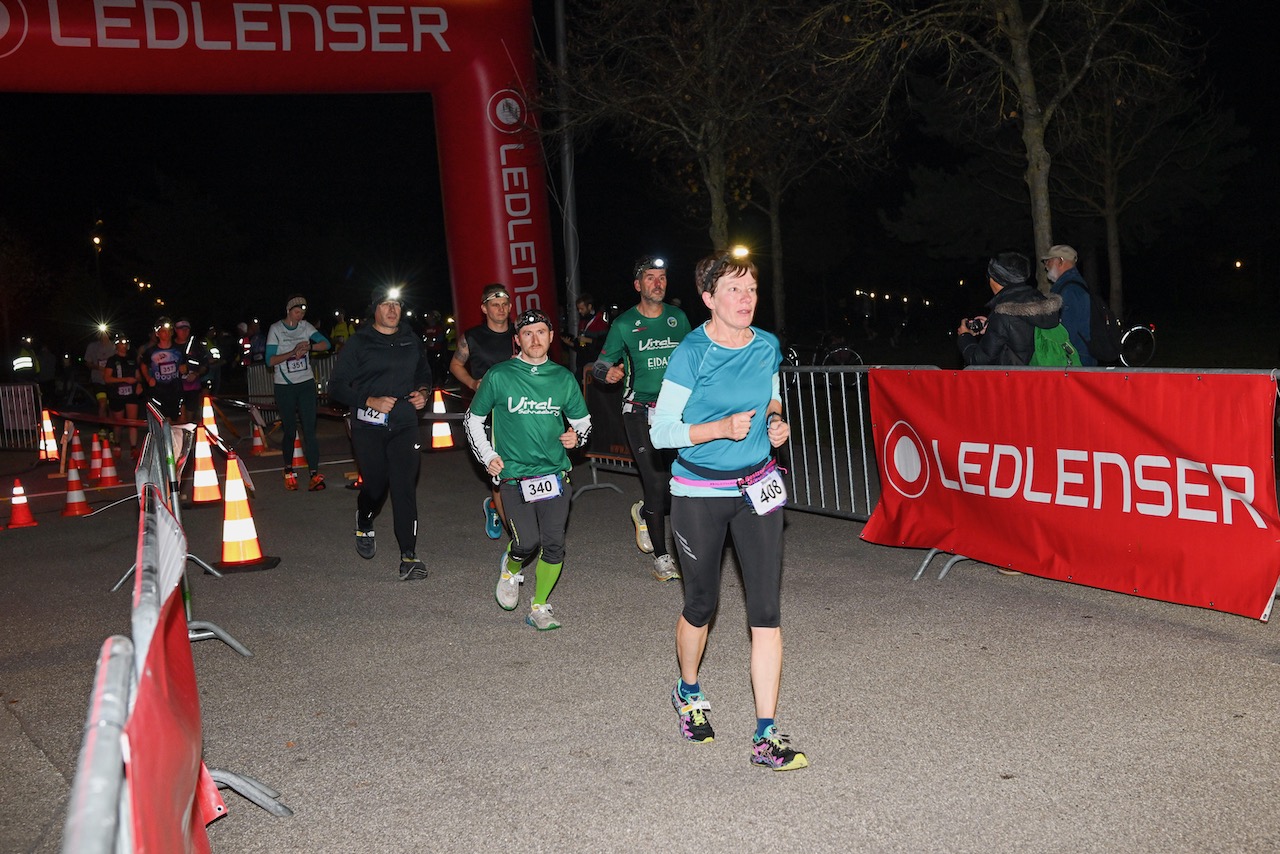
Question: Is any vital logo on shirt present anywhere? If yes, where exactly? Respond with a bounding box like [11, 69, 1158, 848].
[638, 337, 680, 351]
[507, 396, 562, 415]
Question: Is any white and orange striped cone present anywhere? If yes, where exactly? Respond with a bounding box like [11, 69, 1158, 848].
[290, 436, 306, 470]
[430, 390, 453, 449]
[96, 442, 124, 488]
[6, 479, 37, 528]
[68, 430, 88, 471]
[38, 410, 59, 462]
[61, 466, 92, 517]
[190, 425, 222, 505]
[249, 422, 267, 456]
[200, 394, 220, 442]
[214, 451, 280, 572]
[87, 433, 103, 483]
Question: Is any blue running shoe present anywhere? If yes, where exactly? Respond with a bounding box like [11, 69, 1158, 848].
[483, 496, 503, 539]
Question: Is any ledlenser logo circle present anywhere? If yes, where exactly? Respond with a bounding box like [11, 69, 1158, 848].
[883, 420, 929, 499]
[0, 0, 30, 60]
[487, 89, 526, 134]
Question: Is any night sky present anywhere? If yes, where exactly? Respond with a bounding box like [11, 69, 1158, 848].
[0, 4, 1273, 362]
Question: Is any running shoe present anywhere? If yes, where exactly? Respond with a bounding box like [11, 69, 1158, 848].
[496, 550, 523, 611]
[631, 501, 654, 554]
[283, 470, 298, 491]
[671, 684, 715, 743]
[483, 496, 503, 539]
[398, 553, 428, 581]
[308, 472, 326, 491]
[750, 725, 809, 771]
[652, 553, 680, 582]
[355, 515, 376, 560]
[526, 603, 561, 631]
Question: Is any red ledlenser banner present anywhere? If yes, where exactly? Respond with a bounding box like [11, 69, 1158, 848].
[863, 369, 1280, 620]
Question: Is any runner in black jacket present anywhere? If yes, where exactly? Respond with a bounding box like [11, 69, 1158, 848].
[329, 285, 433, 580]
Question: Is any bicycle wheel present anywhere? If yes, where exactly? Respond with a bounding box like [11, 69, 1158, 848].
[781, 347, 800, 392]
[1120, 325, 1156, 368]
[822, 347, 863, 367]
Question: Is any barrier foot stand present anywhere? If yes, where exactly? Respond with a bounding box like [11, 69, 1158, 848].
[936, 554, 970, 581]
[111, 563, 136, 593]
[568, 464, 623, 502]
[187, 620, 253, 657]
[912, 548, 942, 582]
[88, 492, 142, 517]
[188, 552, 224, 578]
[208, 768, 293, 818]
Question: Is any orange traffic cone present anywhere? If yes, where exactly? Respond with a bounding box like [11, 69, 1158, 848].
[190, 425, 222, 505]
[87, 433, 103, 483]
[291, 436, 306, 470]
[97, 442, 124, 488]
[430, 390, 453, 449]
[68, 430, 88, 471]
[214, 451, 280, 572]
[6, 479, 37, 528]
[201, 394, 220, 441]
[250, 422, 267, 456]
[38, 410, 59, 462]
[61, 466, 92, 517]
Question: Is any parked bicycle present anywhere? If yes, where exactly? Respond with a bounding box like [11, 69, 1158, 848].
[783, 330, 863, 369]
[1119, 323, 1157, 368]
[782, 330, 863, 392]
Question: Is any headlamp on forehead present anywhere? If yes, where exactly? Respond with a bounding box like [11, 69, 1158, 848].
[155, 317, 173, 332]
[514, 309, 553, 332]
[632, 256, 667, 282]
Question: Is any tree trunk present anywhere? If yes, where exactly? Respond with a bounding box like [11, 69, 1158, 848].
[1105, 205, 1123, 322]
[704, 141, 730, 248]
[768, 192, 786, 334]
[999, 0, 1054, 290]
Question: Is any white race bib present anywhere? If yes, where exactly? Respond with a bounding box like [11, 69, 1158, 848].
[742, 467, 787, 516]
[520, 473, 562, 503]
[356, 406, 388, 426]
[285, 355, 308, 373]
[116, 384, 133, 397]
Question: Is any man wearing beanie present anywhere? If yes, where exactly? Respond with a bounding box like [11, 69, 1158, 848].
[957, 252, 1064, 366]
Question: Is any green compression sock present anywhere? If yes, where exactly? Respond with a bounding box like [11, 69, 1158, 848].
[531, 559, 563, 606]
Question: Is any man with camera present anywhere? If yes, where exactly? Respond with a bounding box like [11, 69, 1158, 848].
[957, 252, 1064, 366]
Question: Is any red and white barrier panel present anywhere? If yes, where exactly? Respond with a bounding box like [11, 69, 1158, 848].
[865, 368, 1280, 620]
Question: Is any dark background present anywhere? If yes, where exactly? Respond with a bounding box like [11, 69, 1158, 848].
[0, 5, 1273, 369]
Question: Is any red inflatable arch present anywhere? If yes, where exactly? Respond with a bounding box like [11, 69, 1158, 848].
[0, 0, 557, 329]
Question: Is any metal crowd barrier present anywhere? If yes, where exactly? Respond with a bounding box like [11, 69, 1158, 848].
[244, 356, 336, 414]
[0, 382, 41, 450]
[779, 364, 882, 521]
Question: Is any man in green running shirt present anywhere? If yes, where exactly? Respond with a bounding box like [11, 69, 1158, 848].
[464, 309, 592, 631]
[592, 255, 692, 582]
